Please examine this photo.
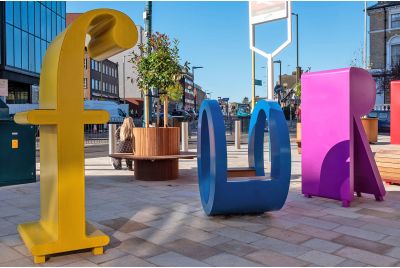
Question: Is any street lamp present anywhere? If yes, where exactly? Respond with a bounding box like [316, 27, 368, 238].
[122, 55, 128, 104]
[192, 66, 203, 111]
[273, 60, 282, 86]
[291, 12, 300, 82]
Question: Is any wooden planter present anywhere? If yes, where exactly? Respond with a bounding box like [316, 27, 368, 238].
[361, 118, 378, 144]
[132, 127, 180, 181]
[296, 122, 301, 154]
[133, 127, 180, 156]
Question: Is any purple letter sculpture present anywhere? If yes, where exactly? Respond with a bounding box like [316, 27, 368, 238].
[301, 67, 386, 207]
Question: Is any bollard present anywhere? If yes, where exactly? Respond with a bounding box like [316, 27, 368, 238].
[235, 120, 241, 149]
[109, 124, 117, 166]
[181, 121, 189, 152]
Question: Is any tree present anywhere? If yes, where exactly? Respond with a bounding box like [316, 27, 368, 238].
[131, 32, 183, 127]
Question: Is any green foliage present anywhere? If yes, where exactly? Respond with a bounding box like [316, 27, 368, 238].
[294, 82, 301, 98]
[131, 32, 183, 101]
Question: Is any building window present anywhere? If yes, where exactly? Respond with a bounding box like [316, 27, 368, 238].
[28, 2, 35, 34]
[392, 44, 400, 67]
[6, 24, 14, 66]
[35, 2, 41, 37]
[14, 28, 22, 68]
[46, 8, 52, 41]
[14, 1, 21, 28]
[6, 2, 13, 24]
[41, 4, 46, 40]
[29, 35, 35, 72]
[392, 13, 400, 28]
[84, 78, 87, 89]
[35, 38, 41, 72]
[388, 35, 400, 69]
[21, 2, 28, 32]
[21, 31, 29, 70]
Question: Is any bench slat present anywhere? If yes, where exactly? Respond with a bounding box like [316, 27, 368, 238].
[110, 152, 196, 160]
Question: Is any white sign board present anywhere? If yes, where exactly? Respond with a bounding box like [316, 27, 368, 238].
[0, 79, 8, 96]
[250, 1, 288, 25]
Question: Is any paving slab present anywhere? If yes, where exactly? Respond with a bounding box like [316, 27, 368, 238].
[0, 135, 399, 266]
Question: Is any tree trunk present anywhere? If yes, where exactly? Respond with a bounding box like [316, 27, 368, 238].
[156, 97, 160, 128]
[144, 94, 149, 128]
[164, 96, 169, 127]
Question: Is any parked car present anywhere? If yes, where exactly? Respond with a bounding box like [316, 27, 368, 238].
[171, 110, 192, 122]
[368, 110, 390, 132]
[187, 109, 198, 120]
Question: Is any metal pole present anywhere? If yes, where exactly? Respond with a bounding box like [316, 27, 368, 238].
[364, 1, 367, 68]
[144, 1, 152, 126]
[267, 56, 274, 100]
[181, 121, 189, 152]
[296, 14, 299, 68]
[292, 12, 299, 82]
[193, 69, 196, 111]
[251, 25, 256, 111]
[123, 56, 126, 104]
[108, 124, 117, 166]
[235, 120, 241, 149]
[279, 61, 282, 85]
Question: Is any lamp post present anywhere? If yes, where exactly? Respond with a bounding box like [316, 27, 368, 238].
[143, 1, 152, 127]
[291, 12, 300, 82]
[122, 55, 127, 104]
[273, 60, 282, 86]
[192, 66, 203, 111]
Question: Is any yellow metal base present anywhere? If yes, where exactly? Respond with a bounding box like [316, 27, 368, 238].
[18, 221, 109, 264]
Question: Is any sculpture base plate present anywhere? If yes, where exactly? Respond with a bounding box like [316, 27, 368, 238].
[18, 220, 109, 263]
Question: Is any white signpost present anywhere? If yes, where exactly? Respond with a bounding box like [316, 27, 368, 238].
[0, 79, 8, 97]
[249, 1, 292, 100]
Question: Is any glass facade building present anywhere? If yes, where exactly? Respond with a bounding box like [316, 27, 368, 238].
[0, 1, 66, 104]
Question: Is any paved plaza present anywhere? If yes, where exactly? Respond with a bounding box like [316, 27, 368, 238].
[0, 134, 400, 266]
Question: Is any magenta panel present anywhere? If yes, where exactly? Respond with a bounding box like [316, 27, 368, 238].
[301, 67, 385, 207]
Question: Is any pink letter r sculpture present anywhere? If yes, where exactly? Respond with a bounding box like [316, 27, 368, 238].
[301, 67, 386, 207]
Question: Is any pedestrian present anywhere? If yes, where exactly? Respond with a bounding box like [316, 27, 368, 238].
[112, 117, 135, 170]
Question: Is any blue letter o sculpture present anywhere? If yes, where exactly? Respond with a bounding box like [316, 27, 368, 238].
[197, 100, 291, 216]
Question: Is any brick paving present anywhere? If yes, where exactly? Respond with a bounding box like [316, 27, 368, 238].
[0, 134, 399, 266]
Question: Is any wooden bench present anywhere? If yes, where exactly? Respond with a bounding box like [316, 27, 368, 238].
[375, 149, 400, 184]
[227, 167, 257, 178]
[110, 152, 196, 181]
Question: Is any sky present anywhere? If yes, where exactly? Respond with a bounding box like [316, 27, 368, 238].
[67, 1, 368, 103]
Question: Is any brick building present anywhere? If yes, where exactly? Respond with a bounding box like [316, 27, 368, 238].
[368, 1, 400, 104]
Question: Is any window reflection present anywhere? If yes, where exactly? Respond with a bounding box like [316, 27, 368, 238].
[4, 1, 66, 74]
[6, 2, 13, 24]
[14, 28, 22, 68]
[6, 24, 14, 66]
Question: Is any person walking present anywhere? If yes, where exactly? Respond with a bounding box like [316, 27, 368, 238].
[112, 117, 135, 170]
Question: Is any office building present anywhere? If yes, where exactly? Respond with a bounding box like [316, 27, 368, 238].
[0, 1, 66, 104]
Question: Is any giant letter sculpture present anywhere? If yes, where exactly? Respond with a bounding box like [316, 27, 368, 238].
[302, 67, 386, 207]
[14, 10, 138, 263]
[391, 81, 400, 144]
[197, 100, 291, 215]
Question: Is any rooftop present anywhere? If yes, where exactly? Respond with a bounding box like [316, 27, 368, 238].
[367, 1, 400, 11]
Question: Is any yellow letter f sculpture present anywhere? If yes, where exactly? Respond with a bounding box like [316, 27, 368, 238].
[14, 9, 138, 263]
